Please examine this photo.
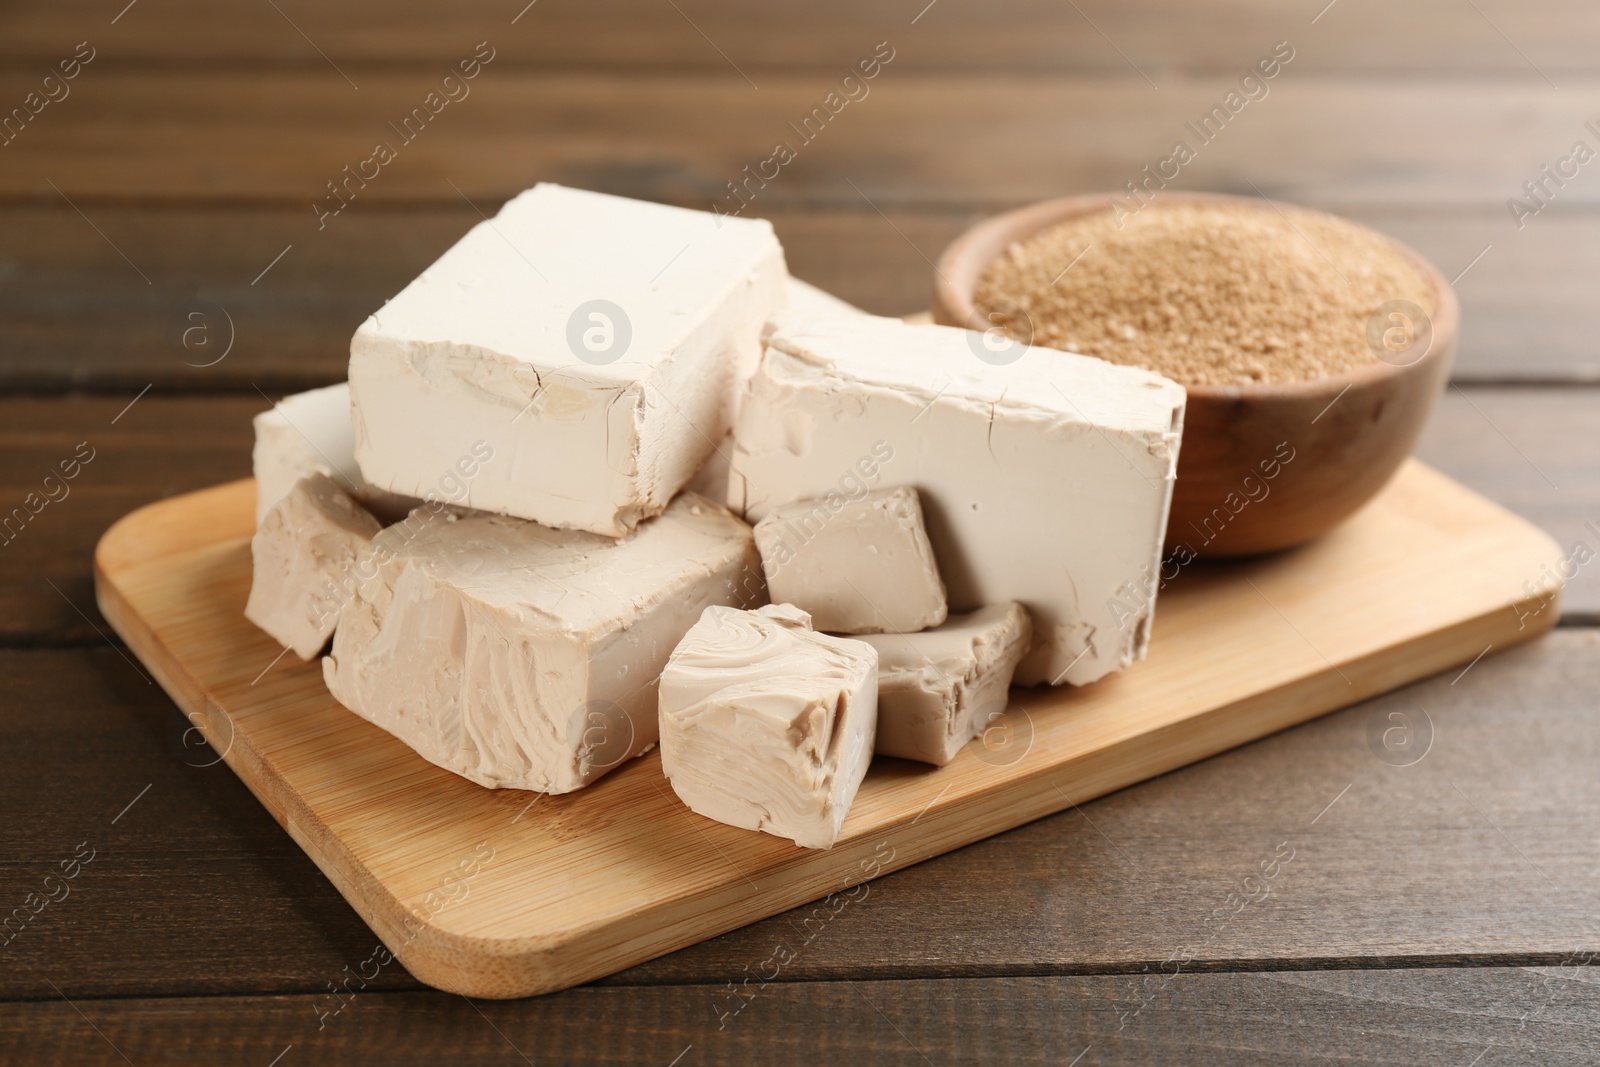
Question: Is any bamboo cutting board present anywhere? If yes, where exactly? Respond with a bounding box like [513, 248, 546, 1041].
[94, 461, 1560, 998]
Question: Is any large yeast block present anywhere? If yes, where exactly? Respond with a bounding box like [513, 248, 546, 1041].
[324, 493, 763, 794]
[732, 314, 1185, 686]
[349, 184, 787, 537]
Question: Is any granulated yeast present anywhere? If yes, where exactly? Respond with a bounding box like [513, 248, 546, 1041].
[972, 201, 1437, 387]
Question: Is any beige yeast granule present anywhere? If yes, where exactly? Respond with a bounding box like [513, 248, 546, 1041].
[972, 201, 1437, 387]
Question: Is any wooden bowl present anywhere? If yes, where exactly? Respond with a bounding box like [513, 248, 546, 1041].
[932, 192, 1458, 557]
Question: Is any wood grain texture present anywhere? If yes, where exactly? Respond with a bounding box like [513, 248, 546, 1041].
[6, 634, 1600, 1003]
[6, 968, 1600, 1065]
[1, 204, 1594, 391]
[0, 395, 257, 644]
[1416, 387, 1600, 623]
[2, 72, 1595, 209]
[3, 0, 1596, 74]
[0, 648, 422, 1001]
[90, 463, 1561, 997]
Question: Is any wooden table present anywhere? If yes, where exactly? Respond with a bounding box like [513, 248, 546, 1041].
[3, 2, 1598, 1062]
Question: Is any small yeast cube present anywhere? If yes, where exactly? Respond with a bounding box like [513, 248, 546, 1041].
[753, 485, 947, 634]
[659, 604, 877, 849]
[858, 603, 1032, 766]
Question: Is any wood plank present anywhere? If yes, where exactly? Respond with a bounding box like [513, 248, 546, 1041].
[2, 204, 1595, 391]
[0, 648, 423, 1000]
[6, 633, 1600, 1002]
[90, 461, 1562, 996]
[5, 968, 1600, 1064]
[0, 396, 257, 644]
[3, 390, 1595, 646]
[1371, 207, 1600, 384]
[2, 72, 1597, 209]
[1416, 387, 1600, 623]
[0, 206, 484, 394]
[2, 0, 1597, 75]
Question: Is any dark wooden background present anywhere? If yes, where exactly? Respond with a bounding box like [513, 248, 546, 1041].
[3, 1, 1599, 1062]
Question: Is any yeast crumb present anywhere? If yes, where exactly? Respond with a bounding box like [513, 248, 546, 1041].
[972, 201, 1437, 387]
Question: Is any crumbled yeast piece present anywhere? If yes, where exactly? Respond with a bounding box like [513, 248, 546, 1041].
[245, 472, 382, 660]
[659, 604, 877, 849]
[754, 485, 947, 635]
[858, 603, 1032, 766]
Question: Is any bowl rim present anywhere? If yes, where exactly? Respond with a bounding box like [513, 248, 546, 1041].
[932, 191, 1461, 401]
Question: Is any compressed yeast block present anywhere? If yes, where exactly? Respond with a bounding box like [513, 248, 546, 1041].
[784, 275, 863, 320]
[858, 603, 1032, 766]
[659, 604, 877, 849]
[244, 473, 382, 660]
[323, 493, 764, 794]
[753, 485, 947, 634]
[348, 183, 787, 538]
[683, 276, 863, 505]
[732, 313, 1185, 686]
